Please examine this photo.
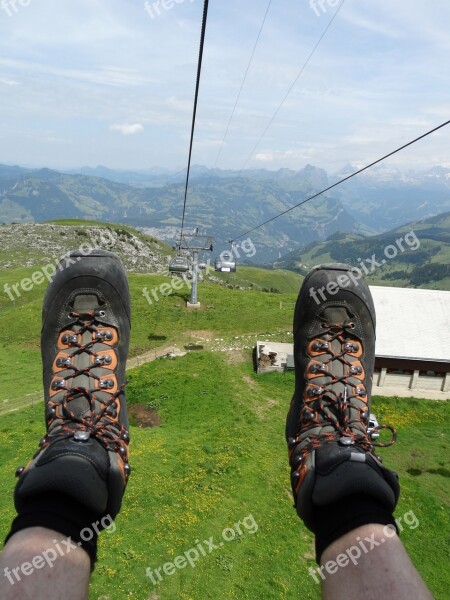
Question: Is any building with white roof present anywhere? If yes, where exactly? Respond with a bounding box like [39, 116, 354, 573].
[370, 286, 449, 397]
[371, 286, 449, 362]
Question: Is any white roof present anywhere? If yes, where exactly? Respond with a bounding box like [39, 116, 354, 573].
[370, 286, 450, 362]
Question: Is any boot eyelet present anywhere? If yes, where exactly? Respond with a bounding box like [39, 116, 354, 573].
[52, 379, 65, 391]
[100, 379, 115, 389]
[339, 437, 355, 446]
[303, 409, 314, 421]
[96, 330, 114, 342]
[344, 342, 359, 352]
[56, 357, 72, 368]
[95, 355, 113, 366]
[293, 455, 302, 467]
[350, 366, 362, 375]
[73, 431, 91, 443]
[62, 334, 78, 345]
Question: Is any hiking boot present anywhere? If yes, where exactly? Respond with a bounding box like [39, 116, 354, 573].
[286, 264, 399, 532]
[14, 249, 131, 521]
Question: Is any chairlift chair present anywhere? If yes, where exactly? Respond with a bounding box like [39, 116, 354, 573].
[215, 252, 236, 273]
[169, 256, 190, 274]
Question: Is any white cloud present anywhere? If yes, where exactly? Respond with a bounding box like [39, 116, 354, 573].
[0, 77, 19, 86]
[166, 96, 194, 111]
[109, 123, 144, 136]
[255, 152, 274, 162]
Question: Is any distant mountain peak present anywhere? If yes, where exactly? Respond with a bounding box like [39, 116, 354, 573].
[334, 164, 359, 176]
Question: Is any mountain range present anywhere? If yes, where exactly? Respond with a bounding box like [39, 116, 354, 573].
[1, 163, 449, 263]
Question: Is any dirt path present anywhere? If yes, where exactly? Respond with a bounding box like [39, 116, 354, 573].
[0, 345, 186, 416]
[127, 345, 186, 369]
[0, 332, 291, 416]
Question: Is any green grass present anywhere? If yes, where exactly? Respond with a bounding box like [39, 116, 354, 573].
[129, 274, 295, 350]
[216, 266, 303, 294]
[0, 355, 448, 599]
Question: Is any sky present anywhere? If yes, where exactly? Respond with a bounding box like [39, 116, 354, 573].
[0, 0, 449, 172]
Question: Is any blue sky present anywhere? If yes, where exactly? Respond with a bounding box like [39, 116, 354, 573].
[0, 0, 449, 172]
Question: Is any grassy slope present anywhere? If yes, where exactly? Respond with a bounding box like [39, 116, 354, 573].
[301, 240, 450, 290]
[215, 266, 303, 294]
[275, 213, 450, 290]
[282, 238, 450, 290]
[0, 356, 448, 599]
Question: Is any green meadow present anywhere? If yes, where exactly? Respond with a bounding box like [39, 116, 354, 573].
[0, 258, 448, 599]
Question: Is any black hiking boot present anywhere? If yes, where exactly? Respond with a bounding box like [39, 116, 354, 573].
[14, 249, 131, 521]
[286, 264, 399, 532]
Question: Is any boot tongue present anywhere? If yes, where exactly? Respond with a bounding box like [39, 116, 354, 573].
[72, 294, 100, 311]
[70, 295, 101, 419]
[321, 306, 352, 324]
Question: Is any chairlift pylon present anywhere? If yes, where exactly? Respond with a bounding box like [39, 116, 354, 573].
[170, 231, 214, 306]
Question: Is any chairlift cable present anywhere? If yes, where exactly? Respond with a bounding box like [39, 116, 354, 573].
[214, 0, 273, 169]
[180, 0, 210, 238]
[238, 0, 346, 174]
[229, 119, 450, 243]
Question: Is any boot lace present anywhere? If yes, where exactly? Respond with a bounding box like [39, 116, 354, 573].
[292, 321, 396, 460]
[37, 309, 129, 462]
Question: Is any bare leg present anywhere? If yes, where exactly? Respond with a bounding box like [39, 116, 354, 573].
[318, 524, 433, 600]
[0, 528, 90, 600]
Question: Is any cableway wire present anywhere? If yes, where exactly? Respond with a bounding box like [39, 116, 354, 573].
[180, 0, 210, 239]
[229, 118, 450, 243]
[239, 0, 345, 174]
[214, 0, 273, 169]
